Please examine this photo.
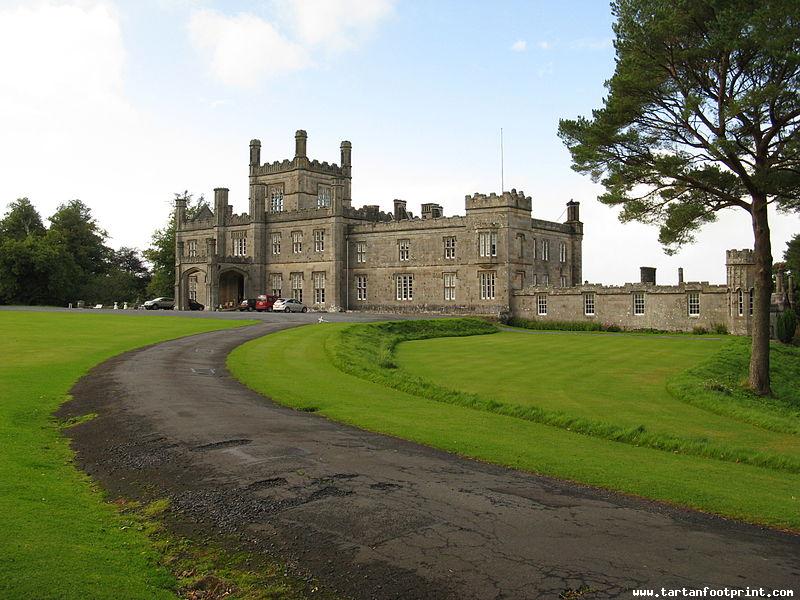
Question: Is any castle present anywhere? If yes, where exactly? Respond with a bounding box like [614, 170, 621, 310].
[174, 130, 583, 315]
[174, 130, 794, 335]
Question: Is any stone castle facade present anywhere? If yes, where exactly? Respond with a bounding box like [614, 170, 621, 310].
[174, 130, 794, 335]
[174, 130, 583, 314]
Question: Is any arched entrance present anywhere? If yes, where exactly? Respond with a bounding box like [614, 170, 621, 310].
[219, 269, 245, 308]
[182, 268, 208, 310]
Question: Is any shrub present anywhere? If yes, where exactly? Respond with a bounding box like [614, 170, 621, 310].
[692, 326, 709, 335]
[506, 317, 603, 332]
[711, 323, 729, 335]
[775, 310, 797, 344]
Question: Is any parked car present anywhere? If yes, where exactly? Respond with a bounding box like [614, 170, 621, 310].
[255, 294, 278, 312]
[143, 297, 174, 310]
[239, 298, 257, 311]
[187, 298, 204, 311]
[272, 298, 308, 313]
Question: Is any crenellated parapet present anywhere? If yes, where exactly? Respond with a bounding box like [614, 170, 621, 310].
[465, 189, 532, 212]
[349, 214, 466, 234]
[726, 249, 755, 265]
[251, 158, 345, 177]
[227, 213, 251, 226]
[343, 204, 393, 222]
[181, 217, 215, 232]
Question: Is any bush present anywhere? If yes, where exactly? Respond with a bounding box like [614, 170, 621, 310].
[776, 310, 797, 344]
[692, 326, 709, 335]
[711, 323, 729, 335]
[506, 317, 603, 332]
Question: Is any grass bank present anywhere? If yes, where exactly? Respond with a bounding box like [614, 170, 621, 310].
[0, 311, 264, 599]
[228, 320, 800, 530]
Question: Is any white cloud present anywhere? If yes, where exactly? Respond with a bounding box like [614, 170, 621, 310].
[511, 39, 527, 52]
[275, 0, 395, 52]
[187, 9, 311, 87]
[537, 40, 552, 50]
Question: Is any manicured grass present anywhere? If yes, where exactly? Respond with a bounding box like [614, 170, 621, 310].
[0, 311, 249, 599]
[396, 330, 800, 461]
[228, 321, 800, 530]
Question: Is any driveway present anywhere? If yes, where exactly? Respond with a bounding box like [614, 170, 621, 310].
[60, 321, 800, 599]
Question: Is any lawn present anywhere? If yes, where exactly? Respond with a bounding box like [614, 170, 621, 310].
[228, 320, 800, 530]
[0, 311, 249, 600]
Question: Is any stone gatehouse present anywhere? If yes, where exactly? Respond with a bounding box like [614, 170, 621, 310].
[174, 130, 584, 313]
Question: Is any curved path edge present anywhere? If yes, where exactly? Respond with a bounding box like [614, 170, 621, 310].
[59, 322, 800, 600]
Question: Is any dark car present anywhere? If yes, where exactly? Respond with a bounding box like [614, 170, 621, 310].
[239, 298, 257, 312]
[255, 294, 278, 312]
[143, 297, 174, 310]
[188, 298, 204, 311]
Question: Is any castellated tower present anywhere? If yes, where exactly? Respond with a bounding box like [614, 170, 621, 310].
[726, 249, 756, 335]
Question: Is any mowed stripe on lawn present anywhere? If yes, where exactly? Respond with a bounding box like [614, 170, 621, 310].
[228, 323, 800, 530]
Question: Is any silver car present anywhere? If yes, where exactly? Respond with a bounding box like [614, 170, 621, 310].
[272, 298, 308, 313]
[143, 297, 174, 310]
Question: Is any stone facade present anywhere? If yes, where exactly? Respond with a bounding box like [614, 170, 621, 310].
[511, 249, 796, 336]
[174, 131, 583, 313]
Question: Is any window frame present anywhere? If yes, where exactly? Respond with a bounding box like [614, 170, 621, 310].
[292, 230, 303, 254]
[398, 239, 410, 262]
[584, 292, 595, 316]
[537, 294, 547, 316]
[688, 291, 700, 316]
[633, 292, 646, 316]
[396, 274, 413, 301]
[443, 272, 456, 301]
[479, 271, 496, 300]
[443, 236, 456, 260]
[356, 275, 367, 301]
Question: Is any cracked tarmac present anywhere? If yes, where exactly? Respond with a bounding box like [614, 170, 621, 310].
[58, 320, 800, 599]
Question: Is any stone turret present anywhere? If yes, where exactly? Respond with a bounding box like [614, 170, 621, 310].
[340, 140, 352, 203]
[464, 189, 532, 213]
[174, 195, 186, 231]
[295, 130, 307, 159]
[249, 139, 261, 168]
[214, 188, 228, 227]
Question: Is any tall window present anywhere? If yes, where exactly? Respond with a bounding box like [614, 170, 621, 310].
[291, 272, 303, 302]
[560, 275, 567, 288]
[738, 289, 744, 316]
[187, 240, 197, 257]
[444, 236, 456, 259]
[396, 274, 413, 300]
[356, 275, 367, 301]
[317, 186, 331, 208]
[313, 229, 324, 252]
[292, 231, 303, 253]
[633, 292, 646, 315]
[537, 294, 547, 315]
[542, 274, 549, 286]
[542, 240, 550, 261]
[356, 241, 366, 263]
[313, 272, 326, 304]
[584, 292, 595, 316]
[688, 292, 700, 316]
[270, 273, 282, 297]
[479, 231, 497, 257]
[271, 232, 281, 255]
[517, 234, 525, 258]
[749, 288, 754, 315]
[232, 231, 247, 256]
[188, 275, 198, 301]
[443, 273, 456, 300]
[533, 238, 538, 260]
[480, 272, 496, 300]
[269, 186, 284, 212]
[398, 239, 410, 261]
[559, 241, 567, 263]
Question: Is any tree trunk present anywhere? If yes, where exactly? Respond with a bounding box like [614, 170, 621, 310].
[749, 195, 772, 395]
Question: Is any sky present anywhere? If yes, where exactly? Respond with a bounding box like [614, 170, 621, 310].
[0, 0, 796, 285]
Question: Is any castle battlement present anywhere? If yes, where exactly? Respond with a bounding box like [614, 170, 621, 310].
[726, 249, 755, 265]
[465, 189, 532, 212]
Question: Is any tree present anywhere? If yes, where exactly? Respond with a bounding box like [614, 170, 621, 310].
[144, 191, 207, 298]
[48, 200, 110, 280]
[0, 198, 46, 241]
[558, 0, 800, 394]
[784, 234, 800, 311]
[79, 247, 151, 306]
[0, 235, 79, 305]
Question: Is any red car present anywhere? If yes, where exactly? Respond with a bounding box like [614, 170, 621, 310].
[255, 294, 278, 312]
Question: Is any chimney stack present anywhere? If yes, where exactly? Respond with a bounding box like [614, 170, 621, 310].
[566, 199, 580, 222]
[640, 266, 656, 285]
[294, 130, 307, 159]
[393, 199, 408, 221]
[678, 267, 684, 285]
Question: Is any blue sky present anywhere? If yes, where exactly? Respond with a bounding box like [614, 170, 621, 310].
[0, 0, 795, 283]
